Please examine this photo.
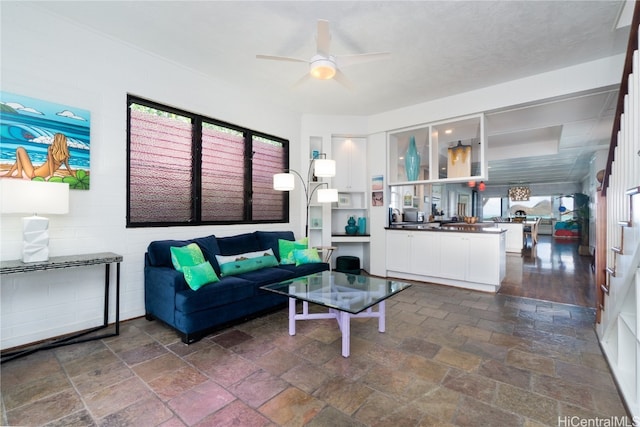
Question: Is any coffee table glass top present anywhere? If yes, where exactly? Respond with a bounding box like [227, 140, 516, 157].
[261, 271, 411, 314]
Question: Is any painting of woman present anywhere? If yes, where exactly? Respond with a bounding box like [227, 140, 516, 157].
[2, 133, 76, 180]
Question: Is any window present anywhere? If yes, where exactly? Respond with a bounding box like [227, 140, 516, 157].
[482, 197, 502, 220]
[127, 96, 288, 227]
[508, 196, 556, 218]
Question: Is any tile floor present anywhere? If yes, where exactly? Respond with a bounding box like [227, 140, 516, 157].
[0, 282, 628, 426]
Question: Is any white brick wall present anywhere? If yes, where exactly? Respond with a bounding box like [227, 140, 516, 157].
[0, 3, 302, 350]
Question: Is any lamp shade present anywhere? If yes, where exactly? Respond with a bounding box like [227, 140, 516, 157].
[1, 179, 69, 215]
[313, 159, 336, 178]
[317, 188, 338, 203]
[273, 173, 295, 191]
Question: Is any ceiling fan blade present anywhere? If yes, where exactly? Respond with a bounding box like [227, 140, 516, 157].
[293, 73, 311, 88]
[256, 54, 308, 64]
[337, 52, 391, 68]
[316, 19, 331, 56]
[333, 69, 354, 91]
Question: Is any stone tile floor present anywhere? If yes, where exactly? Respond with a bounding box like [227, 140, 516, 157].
[0, 282, 628, 426]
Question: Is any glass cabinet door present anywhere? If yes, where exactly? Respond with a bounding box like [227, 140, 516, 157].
[388, 114, 485, 185]
[388, 126, 430, 184]
[433, 115, 483, 181]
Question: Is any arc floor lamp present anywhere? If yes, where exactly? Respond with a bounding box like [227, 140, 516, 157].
[273, 155, 338, 237]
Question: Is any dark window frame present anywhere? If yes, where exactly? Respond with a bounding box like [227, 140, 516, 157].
[126, 95, 289, 228]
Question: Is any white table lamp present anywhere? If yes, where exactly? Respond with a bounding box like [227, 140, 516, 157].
[1, 179, 70, 263]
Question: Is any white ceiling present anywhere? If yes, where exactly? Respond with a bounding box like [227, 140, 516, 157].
[27, 1, 634, 186]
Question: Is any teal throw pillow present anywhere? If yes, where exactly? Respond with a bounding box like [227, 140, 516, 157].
[294, 248, 322, 266]
[218, 254, 279, 276]
[278, 237, 308, 265]
[170, 243, 205, 272]
[182, 261, 219, 291]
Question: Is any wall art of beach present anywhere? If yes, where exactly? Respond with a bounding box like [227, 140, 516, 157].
[0, 92, 90, 187]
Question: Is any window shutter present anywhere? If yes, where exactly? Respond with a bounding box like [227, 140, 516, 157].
[129, 108, 193, 224]
[252, 135, 286, 221]
[201, 124, 245, 221]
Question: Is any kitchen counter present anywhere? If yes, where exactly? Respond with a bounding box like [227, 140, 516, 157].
[386, 226, 506, 292]
[386, 222, 505, 234]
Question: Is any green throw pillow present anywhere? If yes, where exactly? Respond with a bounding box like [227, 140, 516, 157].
[278, 237, 308, 265]
[182, 261, 219, 291]
[219, 254, 279, 276]
[170, 243, 205, 272]
[293, 248, 322, 266]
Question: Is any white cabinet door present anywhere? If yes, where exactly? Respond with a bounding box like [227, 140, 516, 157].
[439, 234, 467, 280]
[410, 232, 441, 276]
[333, 137, 366, 191]
[386, 231, 410, 272]
[466, 234, 499, 284]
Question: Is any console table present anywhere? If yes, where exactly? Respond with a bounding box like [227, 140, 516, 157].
[0, 252, 123, 363]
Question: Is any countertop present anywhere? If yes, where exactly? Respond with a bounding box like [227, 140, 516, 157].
[386, 222, 506, 234]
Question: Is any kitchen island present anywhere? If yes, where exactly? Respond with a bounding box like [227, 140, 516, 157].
[385, 224, 506, 293]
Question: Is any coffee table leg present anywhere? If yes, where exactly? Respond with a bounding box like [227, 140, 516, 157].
[378, 301, 386, 333]
[289, 297, 296, 335]
[340, 311, 350, 357]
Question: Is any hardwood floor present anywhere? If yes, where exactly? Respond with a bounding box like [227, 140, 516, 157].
[499, 235, 596, 307]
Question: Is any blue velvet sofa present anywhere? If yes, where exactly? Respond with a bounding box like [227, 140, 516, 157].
[144, 230, 328, 344]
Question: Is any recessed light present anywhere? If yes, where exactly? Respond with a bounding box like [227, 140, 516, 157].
[445, 129, 453, 134]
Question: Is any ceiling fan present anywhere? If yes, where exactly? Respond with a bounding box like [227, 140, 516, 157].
[256, 19, 390, 89]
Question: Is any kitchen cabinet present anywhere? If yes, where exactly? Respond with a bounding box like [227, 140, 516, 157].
[386, 231, 441, 277]
[386, 229, 506, 292]
[440, 233, 504, 285]
[494, 222, 524, 253]
[332, 137, 366, 191]
[385, 231, 410, 272]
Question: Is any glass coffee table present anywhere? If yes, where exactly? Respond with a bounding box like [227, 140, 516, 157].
[261, 271, 411, 357]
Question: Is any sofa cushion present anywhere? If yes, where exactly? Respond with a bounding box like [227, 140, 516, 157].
[147, 235, 220, 269]
[192, 235, 221, 270]
[278, 262, 330, 276]
[175, 276, 255, 314]
[183, 261, 220, 291]
[255, 231, 295, 260]
[279, 238, 308, 265]
[148, 239, 191, 268]
[216, 232, 261, 256]
[170, 243, 206, 272]
[233, 266, 297, 287]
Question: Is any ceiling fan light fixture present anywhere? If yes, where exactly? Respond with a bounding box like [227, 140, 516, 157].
[310, 55, 336, 80]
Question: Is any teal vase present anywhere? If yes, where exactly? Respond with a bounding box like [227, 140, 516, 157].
[345, 216, 358, 235]
[405, 136, 420, 181]
[357, 217, 366, 234]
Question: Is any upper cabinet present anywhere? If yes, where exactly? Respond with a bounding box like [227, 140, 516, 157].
[332, 136, 367, 191]
[388, 114, 486, 185]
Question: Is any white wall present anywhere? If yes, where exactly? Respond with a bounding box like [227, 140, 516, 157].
[0, 4, 302, 349]
[366, 55, 624, 135]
